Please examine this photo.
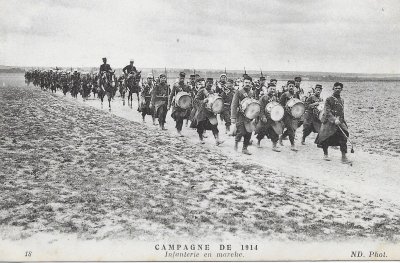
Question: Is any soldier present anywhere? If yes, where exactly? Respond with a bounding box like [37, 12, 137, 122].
[315, 82, 350, 163]
[253, 76, 266, 100]
[123, 60, 137, 75]
[215, 74, 227, 94]
[150, 74, 169, 130]
[140, 73, 156, 124]
[279, 80, 299, 151]
[220, 78, 235, 133]
[231, 75, 254, 155]
[294, 76, 304, 100]
[193, 78, 224, 145]
[168, 72, 192, 136]
[255, 84, 282, 151]
[302, 84, 323, 144]
[99, 57, 112, 75]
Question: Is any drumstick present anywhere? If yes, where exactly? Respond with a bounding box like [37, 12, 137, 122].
[337, 125, 355, 153]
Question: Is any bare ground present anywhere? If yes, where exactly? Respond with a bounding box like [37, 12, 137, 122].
[1, 83, 400, 242]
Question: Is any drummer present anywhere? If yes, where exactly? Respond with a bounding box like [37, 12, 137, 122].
[168, 72, 192, 137]
[279, 80, 300, 151]
[255, 84, 282, 151]
[302, 84, 323, 144]
[220, 79, 235, 133]
[193, 78, 224, 145]
[231, 75, 255, 155]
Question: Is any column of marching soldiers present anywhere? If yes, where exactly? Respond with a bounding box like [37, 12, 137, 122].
[24, 58, 352, 163]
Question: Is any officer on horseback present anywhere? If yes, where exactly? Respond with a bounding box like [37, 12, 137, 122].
[99, 57, 113, 75]
[123, 60, 137, 76]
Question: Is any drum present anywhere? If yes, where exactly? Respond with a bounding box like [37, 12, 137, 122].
[240, 98, 260, 120]
[206, 94, 224, 114]
[175, 92, 192, 109]
[265, 101, 284, 121]
[286, 98, 305, 118]
[316, 103, 324, 121]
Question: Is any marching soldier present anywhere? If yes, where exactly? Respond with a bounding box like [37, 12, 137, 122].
[294, 76, 304, 100]
[302, 84, 323, 144]
[231, 75, 254, 155]
[220, 79, 235, 133]
[168, 72, 192, 136]
[279, 80, 299, 151]
[253, 75, 266, 100]
[193, 78, 224, 145]
[150, 74, 169, 130]
[215, 74, 227, 94]
[315, 82, 350, 163]
[255, 84, 282, 151]
[140, 73, 156, 125]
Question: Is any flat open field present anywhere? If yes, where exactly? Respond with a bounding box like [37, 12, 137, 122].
[1, 73, 400, 243]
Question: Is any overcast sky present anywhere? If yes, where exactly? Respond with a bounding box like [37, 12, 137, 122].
[0, 0, 399, 73]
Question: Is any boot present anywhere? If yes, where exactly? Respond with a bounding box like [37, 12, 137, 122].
[323, 154, 331, 161]
[272, 142, 281, 152]
[214, 134, 224, 146]
[279, 136, 284, 146]
[242, 146, 252, 155]
[177, 129, 184, 137]
[290, 144, 298, 152]
[341, 153, 351, 164]
[301, 136, 306, 145]
[199, 134, 205, 144]
[234, 141, 239, 151]
[257, 140, 262, 148]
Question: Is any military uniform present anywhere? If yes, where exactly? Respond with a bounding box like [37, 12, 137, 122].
[220, 87, 234, 132]
[279, 90, 299, 147]
[302, 93, 323, 142]
[123, 64, 137, 75]
[194, 87, 219, 140]
[169, 81, 192, 132]
[231, 87, 254, 151]
[255, 93, 283, 149]
[315, 94, 348, 153]
[140, 81, 154, 120]
[150, 81, 169, 128]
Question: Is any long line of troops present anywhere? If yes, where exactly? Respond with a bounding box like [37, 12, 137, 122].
[24, 58, 351, 163]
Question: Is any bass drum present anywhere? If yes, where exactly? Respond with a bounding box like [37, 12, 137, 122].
[175, 92, 192, 109]
[206, 94, 224, 114]
[286, 98, 305, 118]
[240, 98, 261, 120]
[265, 101, 284, 121]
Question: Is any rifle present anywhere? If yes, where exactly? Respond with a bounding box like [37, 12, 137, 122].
[260, 68, 263, 78]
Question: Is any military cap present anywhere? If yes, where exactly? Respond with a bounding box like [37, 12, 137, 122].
[102, 57, 107, 60]
[220, 74, 227, 78]
[287, 80, 295, 86]
[333, 82, 343, 89]
[267, 83, 276, 87]
[243, 75, 252, 81]
[159, 73, 167, 78]
[179, 72, 186, 78]
[270, 78, 277, 82]
[189, 74, 196, 78]
[130, 59, 134, 62]
[260, 76, 266, 80]
[315, 84, 323, 89]
[147, 73, 153, 79]
[206, 77, 213, 82]
[227, 79, 234, 84]
[196, 77, 205, 83]
[294, 76, 302, 82]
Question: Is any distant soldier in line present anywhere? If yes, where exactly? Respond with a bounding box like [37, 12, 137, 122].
[193, 78, 224, 145]
[231, 75, 254, 155]
[168, 72, 192, 137]
[302, 84, 323, 144]
[123, 60, 137, 76]
[220, 79, 235, 133]
[315, 82, 350, 163]
[140, 73, 156, 125]
[279, 80, 299, 151]
[215, 74, 227, 94]
[255, 84, 282, 151]
[253, 75, 266, 100]
[150, 74, 169, 130]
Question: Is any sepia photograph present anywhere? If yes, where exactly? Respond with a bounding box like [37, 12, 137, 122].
[0, 0, 400, 261]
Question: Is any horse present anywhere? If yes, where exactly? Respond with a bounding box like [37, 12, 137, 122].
[117, 75, 127, 105]
[100, 71, 116, 111]
[126, 71, 141, 108]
